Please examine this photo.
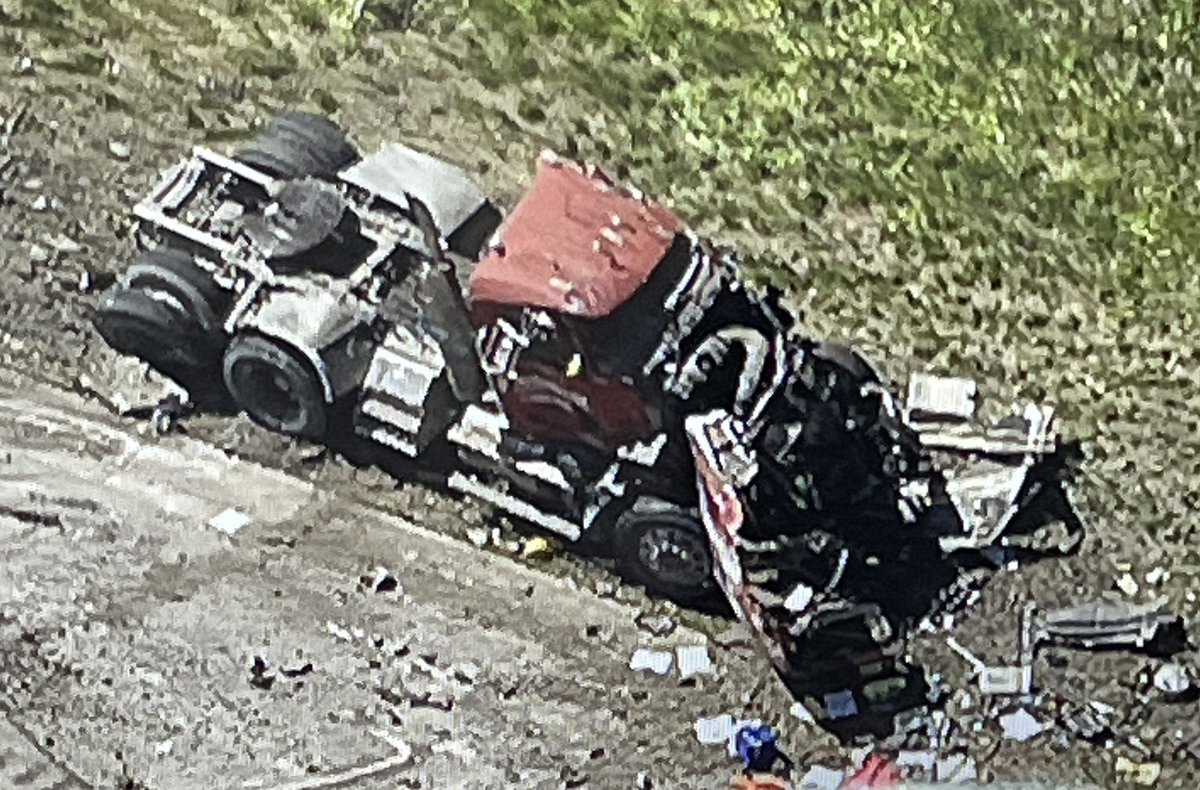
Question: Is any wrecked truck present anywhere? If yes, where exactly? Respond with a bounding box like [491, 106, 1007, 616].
[91, 111, 1082, 728]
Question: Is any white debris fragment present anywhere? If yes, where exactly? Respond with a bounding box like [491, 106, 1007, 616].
[936, 754, 979, 783]
[1153, 663, 1192, 697]
[798, 765, 846, 789]
[978, 665, 1033, 696]
[628, 648, 672, 675]
[945, 637, 986, 673]
[1116, 573, 1140, 597]
[326, 622, 355, 642]
[694, 714, 736, 745]
[790, 701, 816, 724]
[675, 645, 714, 679]
[208, 508, 251, 536]
[1145, 566, 1169, 586]
[823, 689, 859, 720]
[155, 738, 173, 757]
[783, 583, 814, 612]
[999, 708, 1044, 741]
[108, 140, 131, 160]
[895, 750, 936, 771]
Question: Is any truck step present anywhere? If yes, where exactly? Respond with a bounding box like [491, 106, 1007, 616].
[447, 471, 581, 541]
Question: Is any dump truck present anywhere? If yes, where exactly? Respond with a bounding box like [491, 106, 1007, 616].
[92, 111, 1082, 731]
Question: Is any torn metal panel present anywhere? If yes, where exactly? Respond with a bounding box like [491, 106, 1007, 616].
[905, 373, 978, 422]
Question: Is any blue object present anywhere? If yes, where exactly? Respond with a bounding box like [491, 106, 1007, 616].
[734, 723, 789, 773]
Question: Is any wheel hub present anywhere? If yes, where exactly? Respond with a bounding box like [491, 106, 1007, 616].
[637, 525, 712, 589]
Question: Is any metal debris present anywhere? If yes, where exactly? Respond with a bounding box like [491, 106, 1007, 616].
[676, 644, 714, 679]
[978, 665, 1032, 696]
[998, 708, 1044, 742]
[695, 714, 737, 745]
[798, 764, 846, 789]
[1116, 573, 1140, 597]
[208, 507, 251, 536]
[628, 648, 672, 675]
[1032, 597, 1180, 651]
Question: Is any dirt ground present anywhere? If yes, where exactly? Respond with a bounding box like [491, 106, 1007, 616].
[1, 2, 1199, 788]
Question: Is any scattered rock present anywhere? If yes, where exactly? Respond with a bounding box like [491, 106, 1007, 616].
[154, 739, 172, 758]
[249, 656, 276, 690]
[518, 536, 552, 559]
[28, 244, 50, 264]
[108, 140, 131, 160]
[1153, 663, 1193, 702]
[1116, 573, 1140, 597]
[465, 527, 489, 548]
[1114, 756, 1162, 786]
[634, 613, 676, 637]
[12, 56, 33, 75]
[371, 567, 400, 594]
[31, 195, 47, 211]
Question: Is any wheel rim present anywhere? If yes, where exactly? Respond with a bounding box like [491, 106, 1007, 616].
[231, 358, 303, 426]
[637, 524, 712, 589]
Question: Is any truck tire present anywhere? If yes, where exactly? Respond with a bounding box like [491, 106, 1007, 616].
[233, 111, 360, 181]
[222, 333, 328, 440]
[92, 287, 223, 397]
[612, 497, 716, 605]
[122, 247, 228, 336]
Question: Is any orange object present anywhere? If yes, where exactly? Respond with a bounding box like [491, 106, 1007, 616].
[842, 754, 901, 787]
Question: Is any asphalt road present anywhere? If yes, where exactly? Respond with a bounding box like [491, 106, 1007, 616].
[0, 368, 801, 789]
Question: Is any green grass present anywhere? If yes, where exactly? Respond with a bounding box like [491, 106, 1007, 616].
[454, 0, 1200, 306]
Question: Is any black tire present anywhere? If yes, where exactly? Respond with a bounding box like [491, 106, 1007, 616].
[92, 287, 225, 401]
[612, 497, 716, 605]
[222, 332, 328, 440]
[233, 111, 360, 181]
[122, 247, 229, 335]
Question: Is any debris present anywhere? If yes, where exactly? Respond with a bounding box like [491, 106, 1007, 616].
[1114, 757, 1162, 786]
[934, 754, 978, 783]
[978, 665, 1032, 696]
[1152, 663, 1193, 702]
[208, 508, 251, 537]
[998, 708, 1044, 742]
[731, 773, 793, 790]
[628, 648, 672, 675]
[695, 714, 737, 745]
[31, 194, 47, 211]
[783, 583, 814, 612]
[1060, 701, 1114, 744]
[905, 373, 977, 421]
[714, 622, 754, 647]
[371, 567, 400, 594]
[282, 663, 314, 679]
[520, 535, 553, 559]
[635, 772, 653, 789]
[465, 527, 489, 547]
[635, 613, 676, 637]
[154, 739, 173, 757]
[28, 243, 50, 265]
[13, 56, 34, 75]
[1116, 573, 1140, 597]
[108, 140, 131, 160]
[733, 723, 794, 776]
[1034, 598, 1180, 650]
[945, 637, 986, 673]
[789, 701, 816, 725]
[249, 656, 276, 690]
[822, 689, 859, 720]
[1145, 567, 1168, 586]
[676, 644, 714, 679]
[894, 750, 935, 772]
[797, 765, 846, 789]
[842, 755, 900, 787]
[326, 622, 355, 642]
